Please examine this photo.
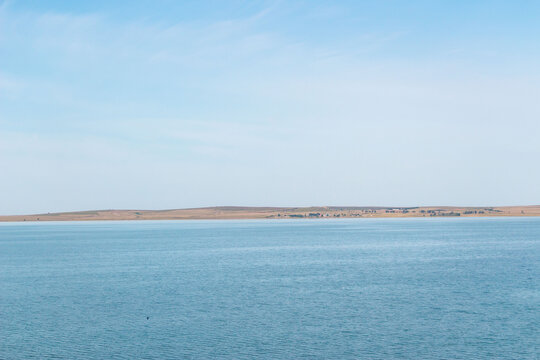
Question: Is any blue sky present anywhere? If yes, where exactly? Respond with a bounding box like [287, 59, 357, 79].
[1, 0, 540, 214]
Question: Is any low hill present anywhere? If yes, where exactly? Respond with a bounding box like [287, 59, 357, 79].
[1, 205, 540, 222]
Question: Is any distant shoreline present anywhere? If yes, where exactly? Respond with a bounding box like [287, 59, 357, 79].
[1, 206, 539, 222]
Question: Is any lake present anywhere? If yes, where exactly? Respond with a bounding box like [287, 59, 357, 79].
[1, 218, 538, 359]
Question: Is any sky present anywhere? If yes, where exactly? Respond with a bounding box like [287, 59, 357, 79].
[1, 0, 540, 214]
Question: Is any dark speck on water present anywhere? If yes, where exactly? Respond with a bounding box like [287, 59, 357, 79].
[1, 218, 539, 359]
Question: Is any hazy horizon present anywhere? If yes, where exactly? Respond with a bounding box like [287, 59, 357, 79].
[2, 0, 540, 214]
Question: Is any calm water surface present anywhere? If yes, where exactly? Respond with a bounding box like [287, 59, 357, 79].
[1, 218, 539, 359]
